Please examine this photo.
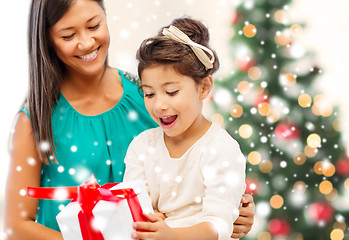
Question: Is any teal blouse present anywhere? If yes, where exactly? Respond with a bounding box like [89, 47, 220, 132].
[21, 70, 157, 231]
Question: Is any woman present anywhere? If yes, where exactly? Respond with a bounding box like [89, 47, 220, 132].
[4, 0, 254, 239]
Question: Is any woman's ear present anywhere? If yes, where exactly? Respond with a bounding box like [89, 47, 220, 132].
[199, 75, 213, 100]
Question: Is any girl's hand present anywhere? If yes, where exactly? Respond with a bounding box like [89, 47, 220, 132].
[132, 212, 174, 240]
[231, 193, 255, 239]
[153, 209, 167, 220]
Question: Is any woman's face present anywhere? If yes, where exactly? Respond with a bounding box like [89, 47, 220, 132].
[48, 0, 110, 77]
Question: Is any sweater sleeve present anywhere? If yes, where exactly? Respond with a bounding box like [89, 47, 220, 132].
[198, 135, 246, 240]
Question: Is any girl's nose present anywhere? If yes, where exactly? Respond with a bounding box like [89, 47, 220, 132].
[154, 97, 168, 112]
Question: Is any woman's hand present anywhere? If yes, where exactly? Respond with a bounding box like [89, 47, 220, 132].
[231, 193, 255, 239]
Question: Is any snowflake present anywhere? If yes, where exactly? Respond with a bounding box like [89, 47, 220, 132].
[27, 157, 37, 166]
[40, 141, 50, 152]
[69, 168, 76, 175]
[71, 145, 78, 152]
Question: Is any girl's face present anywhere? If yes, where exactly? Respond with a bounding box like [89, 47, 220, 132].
[141, 65, 211, 139]
[48, 0, 110, 77]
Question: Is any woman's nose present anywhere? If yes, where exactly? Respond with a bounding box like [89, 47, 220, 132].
[77, 32, 95, 51]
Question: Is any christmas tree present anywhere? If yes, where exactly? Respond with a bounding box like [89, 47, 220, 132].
[211, 0, 349, 239]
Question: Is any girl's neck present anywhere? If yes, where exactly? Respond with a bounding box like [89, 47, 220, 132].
[164, 115, 212, 158]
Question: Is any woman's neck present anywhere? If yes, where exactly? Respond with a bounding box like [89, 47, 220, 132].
[61, 65, 111, 98]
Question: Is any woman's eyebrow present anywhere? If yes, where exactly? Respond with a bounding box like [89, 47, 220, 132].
[57, 15, 100, 33]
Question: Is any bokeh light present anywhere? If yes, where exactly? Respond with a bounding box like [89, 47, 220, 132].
[248, 151, 262, 165]
[259, 159, 273, 173]
[248, 66, 262, 80]
[319, 180, 333, 195]
[307, 133, 321, 148]
[243, 24, 257, 38]
[322, 162, 336, 177]
[258, 232, 272, 240]
[238, 80, 251, 94]
[304, 145, 318, 158]
[330, 229, 344, 240]
[270, 195, 284, 209]
[258, 102, 271, 116]
[280, 73, 297, 87]
[274, 31, 290, 46]
[290, 24, 303, 37]
[293, 181, 306, 193]
[298, 93, 312, 108]
[314, 161, 323, 175]
[239, 124, 253, 138]
[293, 153, 306, 165]
[230, 104, 243, 118]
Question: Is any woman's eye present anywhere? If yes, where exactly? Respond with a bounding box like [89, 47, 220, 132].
[145, 93, 155, 98]
[62, 34, 75, 40]
[89, 23, 100, 30]
[167, 90, 179, 96]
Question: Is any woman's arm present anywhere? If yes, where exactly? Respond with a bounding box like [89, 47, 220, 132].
[4, 112, 63, 240]
[231, 193, 255, 239]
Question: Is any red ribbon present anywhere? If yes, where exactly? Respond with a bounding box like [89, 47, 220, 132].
[27, 175, 147, 240]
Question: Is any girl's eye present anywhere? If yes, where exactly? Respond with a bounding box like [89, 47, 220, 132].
[144, 93, 155, 98]
[167, 90, 179, 96]
[89, 23, 100, 30]
[62, 34, 75, 40]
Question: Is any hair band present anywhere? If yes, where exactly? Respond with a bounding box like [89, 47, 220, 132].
[162, 25, 215, 70]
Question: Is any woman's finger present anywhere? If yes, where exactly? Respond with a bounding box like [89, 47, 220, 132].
[233, 215, 250, 225]
[231, 232, 245, 239]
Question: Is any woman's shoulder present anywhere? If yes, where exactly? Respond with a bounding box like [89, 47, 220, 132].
[121, 70, 141, 85]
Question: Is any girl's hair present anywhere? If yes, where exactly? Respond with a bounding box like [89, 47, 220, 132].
[27, 0, 105, 163]
[137, 17, 220, 85]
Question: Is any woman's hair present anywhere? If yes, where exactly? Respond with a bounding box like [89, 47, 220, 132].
[136, 17, 220, 85]
[27, 0, 105, 163]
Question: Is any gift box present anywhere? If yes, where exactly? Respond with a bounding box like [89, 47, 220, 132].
[27, 175, 153, 240]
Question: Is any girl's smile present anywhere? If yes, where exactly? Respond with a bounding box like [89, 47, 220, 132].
[141, 64, 212, 141]
[159, 115, 178, 129]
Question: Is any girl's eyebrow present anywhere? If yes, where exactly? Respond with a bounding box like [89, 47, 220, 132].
[57, 15, 100, 33]
[141, 82, 180, 88]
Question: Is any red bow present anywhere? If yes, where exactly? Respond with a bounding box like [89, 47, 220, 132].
[27, 175, 147, 240]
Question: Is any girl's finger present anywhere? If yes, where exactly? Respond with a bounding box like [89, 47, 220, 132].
[133, 221, 156, 231]
[132, 231, 156, 240]
[143, 212, 160, 222]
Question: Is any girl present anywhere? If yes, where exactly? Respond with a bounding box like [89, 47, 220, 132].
[4, 0, 253, 239]
[123, 17, 246, 240]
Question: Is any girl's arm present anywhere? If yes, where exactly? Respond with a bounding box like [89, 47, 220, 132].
[132, 213, 217, 240]
[4, 112, 63, 240]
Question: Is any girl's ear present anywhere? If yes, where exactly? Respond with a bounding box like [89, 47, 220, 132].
[199, 75, 213, 100]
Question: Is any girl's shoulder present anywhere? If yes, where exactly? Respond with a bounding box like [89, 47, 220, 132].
[129, 126, 162, 148]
